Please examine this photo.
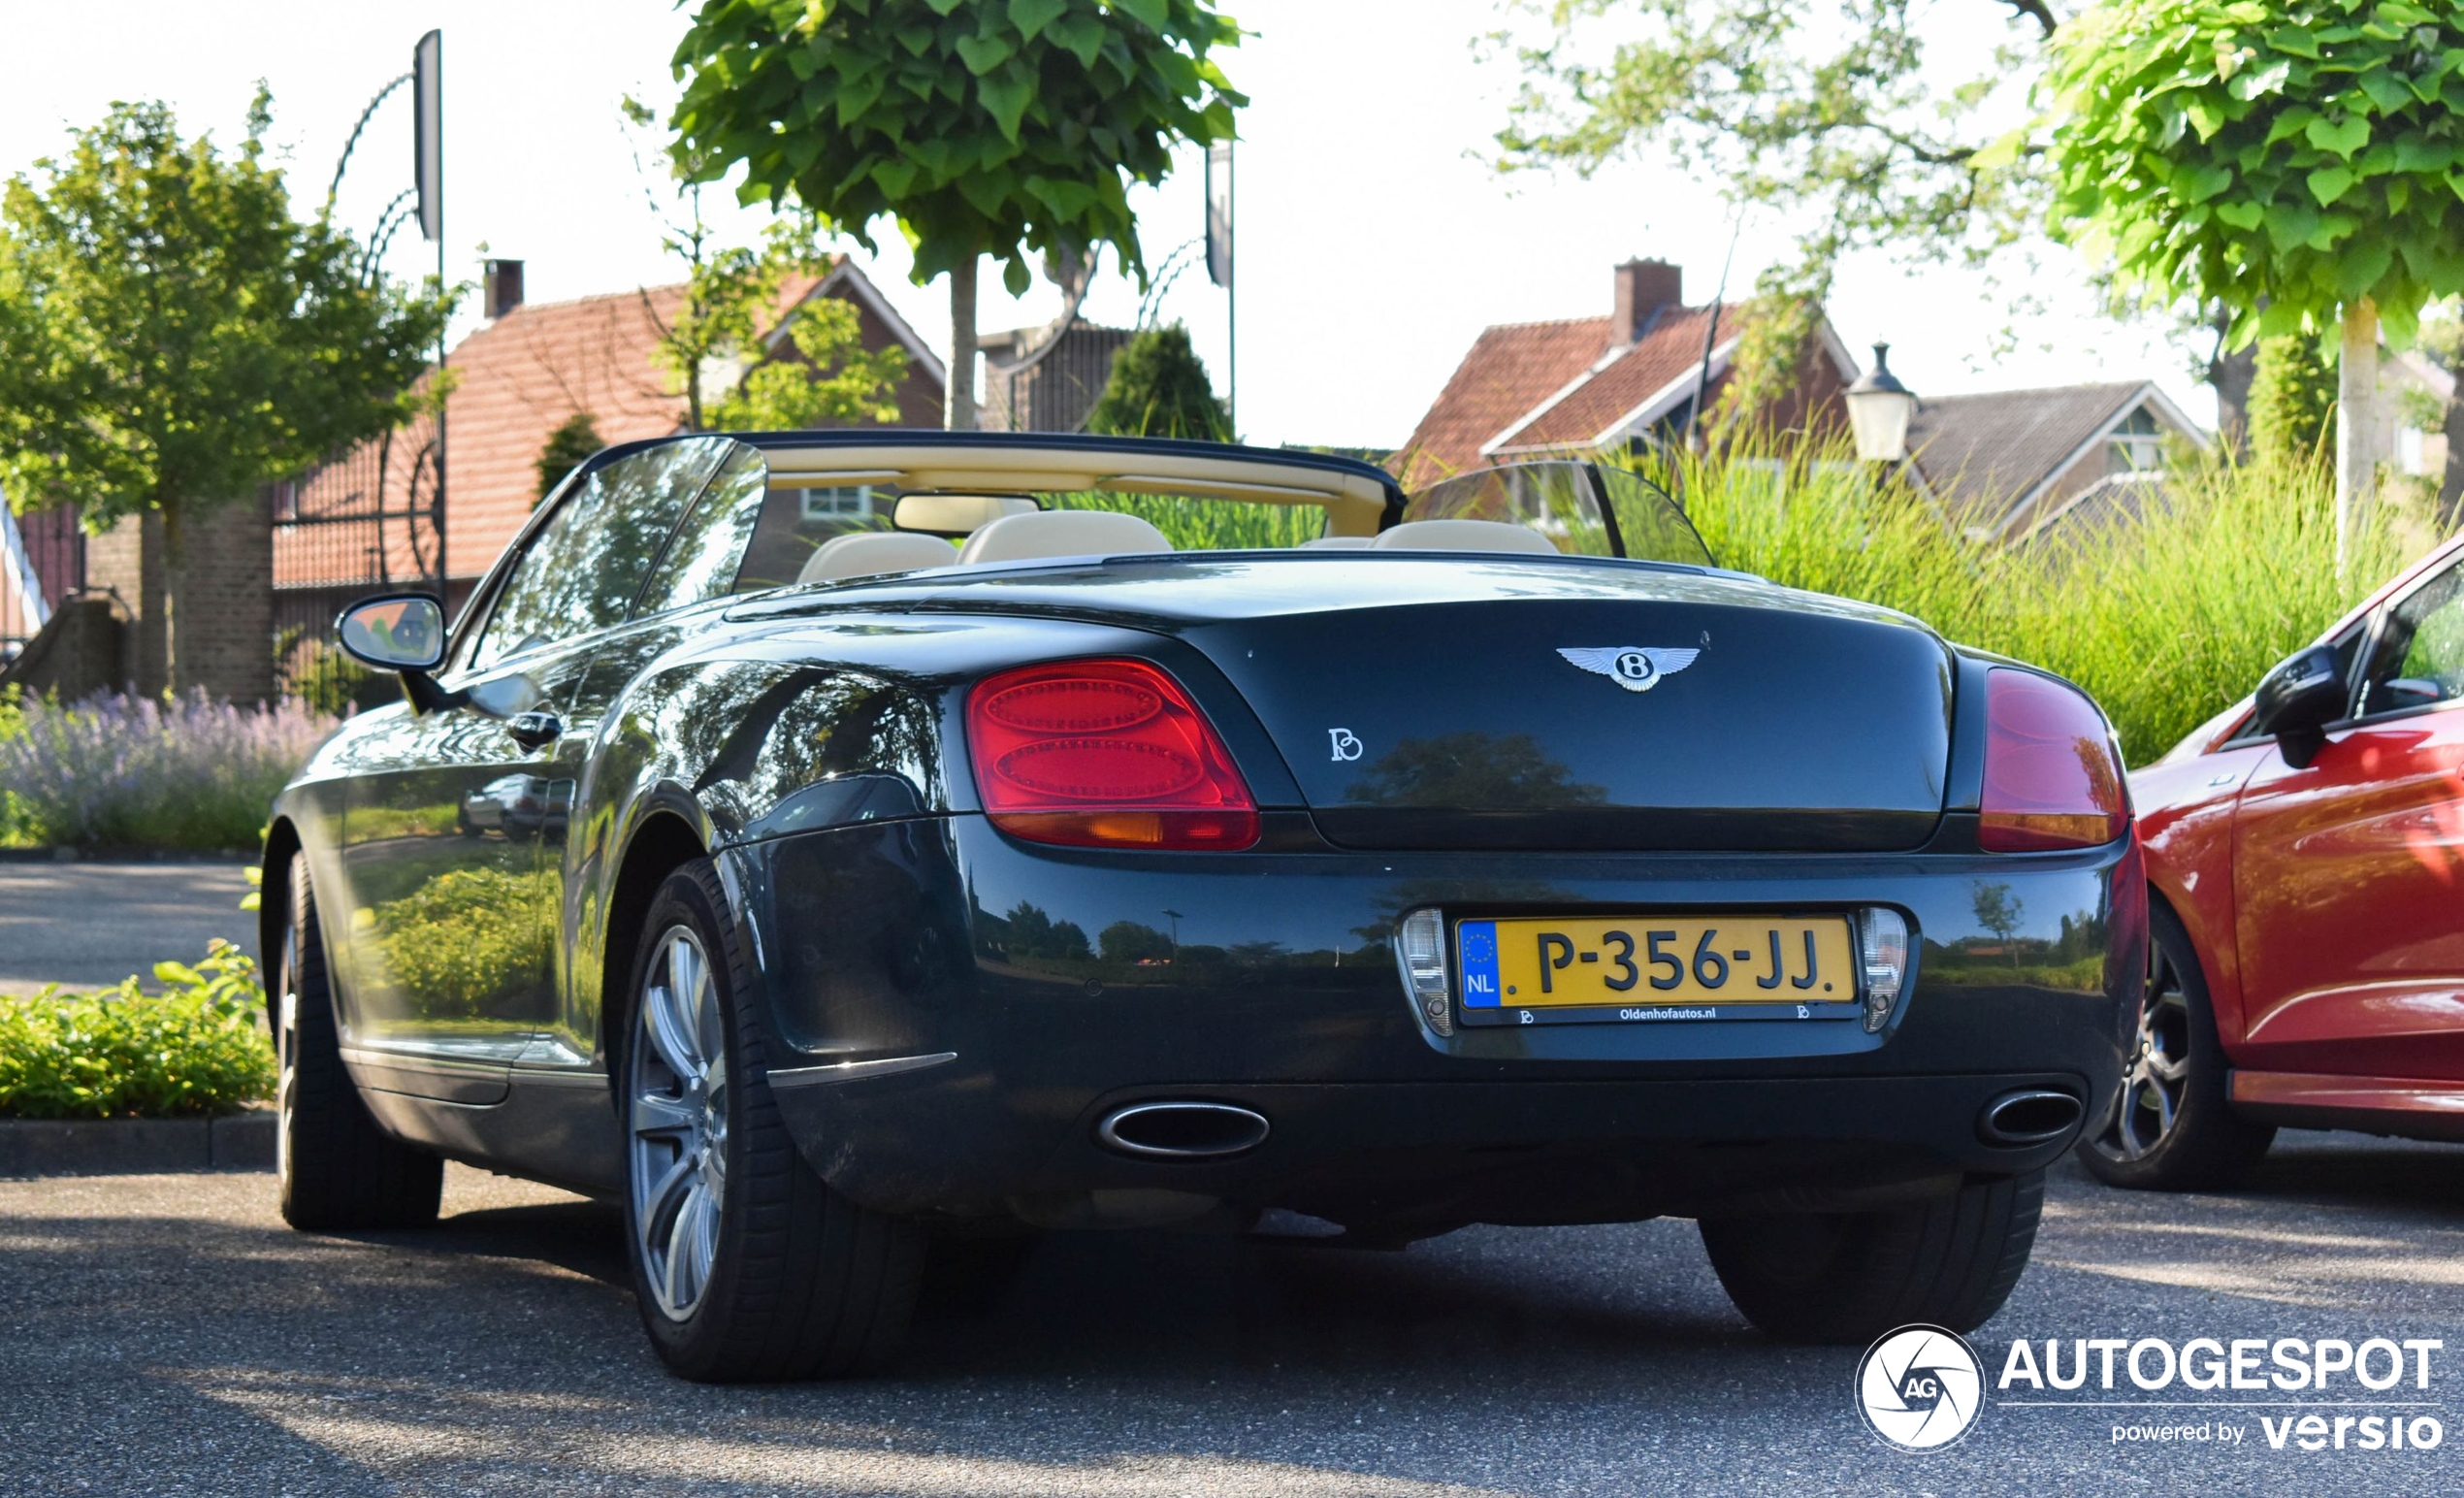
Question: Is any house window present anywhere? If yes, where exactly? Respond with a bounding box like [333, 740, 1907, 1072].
[2108, 407, 2165, 472]
[800, 485, 875, 522]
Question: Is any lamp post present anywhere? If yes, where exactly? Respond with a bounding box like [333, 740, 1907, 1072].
[1844, 342, 1917, 466]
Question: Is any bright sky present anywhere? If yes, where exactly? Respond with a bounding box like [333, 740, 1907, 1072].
[0, 0, 2217, 449]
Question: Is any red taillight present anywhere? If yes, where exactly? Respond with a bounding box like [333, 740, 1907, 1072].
[967, 659, 1259, 850]
[1979, 668, 2128, 852]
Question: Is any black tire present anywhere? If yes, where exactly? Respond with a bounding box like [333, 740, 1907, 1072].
[620, 860, 922, 1382]
[2077, 901, 2275, 1190]
[276, 853, 443, 1231]
[1699, 1171, 2043, 1344]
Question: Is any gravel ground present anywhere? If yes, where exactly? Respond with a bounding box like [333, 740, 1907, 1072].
[3, 1132, 2460, 1497]
[0, 859, 255, 994]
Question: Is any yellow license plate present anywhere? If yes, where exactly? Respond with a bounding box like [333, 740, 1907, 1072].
[1456, 915, 1859, 1020]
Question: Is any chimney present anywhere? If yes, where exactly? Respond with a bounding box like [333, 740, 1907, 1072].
[483, 258, 526, 319]
[1610, 258, 1682, 351]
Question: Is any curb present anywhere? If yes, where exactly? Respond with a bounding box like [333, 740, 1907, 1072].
[0, 849, 252, 863]
[0, 1109, 275, 1177]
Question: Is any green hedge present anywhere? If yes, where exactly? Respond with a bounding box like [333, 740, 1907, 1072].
[0, 941, 275, 1119]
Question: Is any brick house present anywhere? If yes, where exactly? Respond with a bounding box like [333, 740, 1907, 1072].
[1392, 259, 1860, 491]
[1903, 381, 2209, 543]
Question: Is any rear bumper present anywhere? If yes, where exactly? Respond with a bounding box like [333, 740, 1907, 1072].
[725, 813, 2139, 1225]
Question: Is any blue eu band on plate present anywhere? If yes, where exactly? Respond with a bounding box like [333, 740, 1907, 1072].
[1456, 915, 1862, 1025]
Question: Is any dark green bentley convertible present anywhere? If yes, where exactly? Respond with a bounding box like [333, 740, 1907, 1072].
[266, 430, 2139, 1380]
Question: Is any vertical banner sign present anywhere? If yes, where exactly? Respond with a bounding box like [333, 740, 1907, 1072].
[411, 28, 445, 594]
[1205, 141, 1233, 289]
[412, 30, 442, 243]
[1205, 140, 1234, 432]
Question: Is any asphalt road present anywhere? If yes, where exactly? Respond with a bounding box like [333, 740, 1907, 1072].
[0, 858, 255, 994]
[4, 1133, 2460, 1497]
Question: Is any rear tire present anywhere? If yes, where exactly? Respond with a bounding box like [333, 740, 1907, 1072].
[1699, 1171, 2043, 1344]
[622, 860, 922, 1382]
[276, 853, 443, 1231]
[2077, 902, 2274, 1190]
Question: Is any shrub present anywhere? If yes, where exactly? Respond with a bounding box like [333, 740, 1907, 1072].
[0, 940, 274, 1119]
[0, 689, 335, 850]
[1085, 324, 1232, 441]
[0, 685, 30, 847]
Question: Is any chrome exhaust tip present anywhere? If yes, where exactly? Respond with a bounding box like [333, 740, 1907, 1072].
[1096, 1101, 1270, 1159]
[1978, 1089, 2084, 1147]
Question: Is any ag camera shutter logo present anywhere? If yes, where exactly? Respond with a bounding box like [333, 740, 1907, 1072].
[1857, 1324, 1986, 1451]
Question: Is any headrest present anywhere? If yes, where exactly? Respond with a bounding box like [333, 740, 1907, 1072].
[796, 531, 960, 584]
[956, 509, 1173, 565]
[1370, 518, 1560, 556]
[1299, 535, 1376, 549]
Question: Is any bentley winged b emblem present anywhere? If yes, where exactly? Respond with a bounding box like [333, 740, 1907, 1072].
[1558, 646, 1701, 693]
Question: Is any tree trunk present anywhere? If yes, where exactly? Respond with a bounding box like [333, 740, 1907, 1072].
[2337, 298, 2381, 577]
[2207, 332, 2257, 459]
[2440, 384, 2464, 533]
[160, 503, 183, 696]
[946, 256, 977, 432]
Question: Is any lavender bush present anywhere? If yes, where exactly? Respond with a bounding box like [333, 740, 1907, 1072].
[0, 689, 336, 851]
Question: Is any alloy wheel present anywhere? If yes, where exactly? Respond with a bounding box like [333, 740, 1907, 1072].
[2090, 940, 2193, 1163]
[630, 926, 729, 1321]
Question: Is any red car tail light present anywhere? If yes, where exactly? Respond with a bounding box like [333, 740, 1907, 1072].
[967, 659, 1260, 850]
[1979, 668, 2128, 852]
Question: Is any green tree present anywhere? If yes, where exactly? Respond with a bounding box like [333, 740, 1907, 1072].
[0, 93, 449, 694]
[2246, 336, 2336, 472]
[2041, 0, 2464, 562]
[667, 0, 1244, 431]
[623, 97, 910, 434]
[1086, 324, 1231, 440]
[535, 411, 605, 502]
[705, 295, 908, 431]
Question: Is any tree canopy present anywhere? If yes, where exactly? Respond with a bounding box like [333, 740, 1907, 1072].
[0, 93, 449, 533]
[670, 0, 1242, 294]
[667, 0, 1243, 428]
[2041, 0, 2464, 348]
[1494, 1, 2057, 306]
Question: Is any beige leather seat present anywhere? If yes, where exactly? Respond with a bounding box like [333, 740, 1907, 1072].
[1299, 535, 1375, 549]
[956, 509, 1172, 565]
[1370, 518, 1560, 556]
[796, 531, 960, 584]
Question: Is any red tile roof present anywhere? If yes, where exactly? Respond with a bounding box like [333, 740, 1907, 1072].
[1392, 306, 1739, 491]
[274, 261, 943, 588]
[1391, 316, 1611, 491]
[1496, 307, 1725, 452]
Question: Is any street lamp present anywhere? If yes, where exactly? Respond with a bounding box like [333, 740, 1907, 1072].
[1844, 342, 1917, 465]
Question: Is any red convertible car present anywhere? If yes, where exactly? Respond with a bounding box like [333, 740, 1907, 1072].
[2097, 533, 2464, 1189]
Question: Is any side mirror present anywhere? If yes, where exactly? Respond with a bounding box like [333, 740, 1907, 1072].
[337, 593, 445, 671]
[2249, 643, 2346, 762]
[336, 593, 457, 713]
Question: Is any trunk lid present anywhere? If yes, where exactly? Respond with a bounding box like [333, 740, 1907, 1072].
[1180, 571, 1953, 853]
